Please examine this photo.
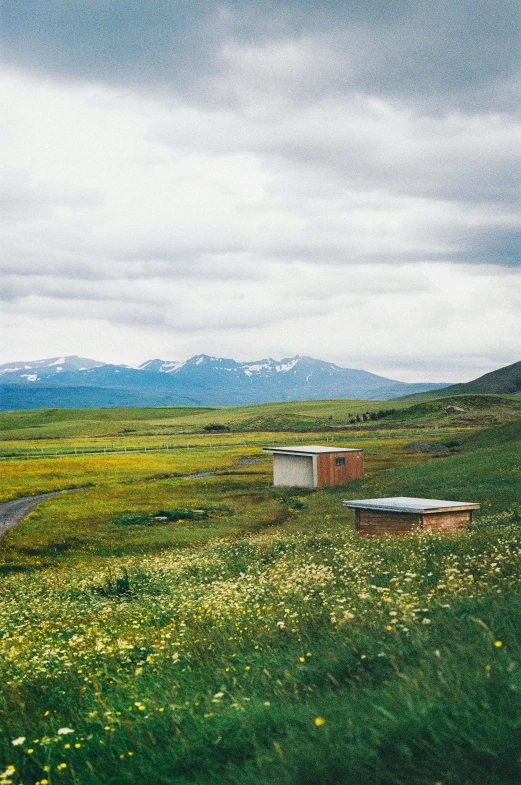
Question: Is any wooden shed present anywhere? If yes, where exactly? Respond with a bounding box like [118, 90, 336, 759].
[343, 497, 480, 536]
[263, 446, 363, 489]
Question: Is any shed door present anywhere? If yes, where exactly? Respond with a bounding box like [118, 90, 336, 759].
[273, 454, 314, 487]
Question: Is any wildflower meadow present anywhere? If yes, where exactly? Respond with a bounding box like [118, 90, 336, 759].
[0, 397, 520, 784]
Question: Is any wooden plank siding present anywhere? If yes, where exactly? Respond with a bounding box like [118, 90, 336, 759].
[356, 508, 474, 536]
[316, 451, 364, 487]
[422, 510, 473, 531]
[356, 509, 422, 535]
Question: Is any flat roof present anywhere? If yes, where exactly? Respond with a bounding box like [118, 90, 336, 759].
[343, 496, 480, 513]
[263, 445, 362, 456]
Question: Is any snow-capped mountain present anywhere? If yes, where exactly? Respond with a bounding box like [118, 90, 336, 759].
[137, 359, 185, 373]
[0, 353, 450, 410]
[0, 356, 106, 383]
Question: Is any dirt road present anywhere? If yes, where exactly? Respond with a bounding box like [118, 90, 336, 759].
[0, 468, 234, 542]
[0, 492, 61, 540]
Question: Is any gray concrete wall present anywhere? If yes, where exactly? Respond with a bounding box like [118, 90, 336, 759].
[273, 453, 314, 488]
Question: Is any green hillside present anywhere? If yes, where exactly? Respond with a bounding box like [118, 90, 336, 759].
[403, 360, 521, 401]
[2, 393, 521, 443]
[0, 399, 404, 441]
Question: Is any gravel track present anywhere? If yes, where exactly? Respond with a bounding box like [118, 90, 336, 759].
[0, 467, 237, 542]
[0, 492, 62, 540]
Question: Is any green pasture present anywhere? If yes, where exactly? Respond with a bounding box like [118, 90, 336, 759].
[0, 398, 520, 784]
[1, 393, 519, 442]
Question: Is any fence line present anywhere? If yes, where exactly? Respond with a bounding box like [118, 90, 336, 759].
[0, 428, 465, 462]
[0, 443, 263, 461]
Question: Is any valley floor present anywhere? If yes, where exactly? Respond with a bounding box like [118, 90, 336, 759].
[0, 396, 520, 785]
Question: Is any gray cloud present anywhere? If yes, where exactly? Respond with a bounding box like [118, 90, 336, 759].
[1, 1, 520, 378]
[2, 1, 519, 108]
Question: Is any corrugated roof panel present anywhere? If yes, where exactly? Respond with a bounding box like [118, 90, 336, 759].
[343, 497, 479, 513]
[263, 445, 361, 455]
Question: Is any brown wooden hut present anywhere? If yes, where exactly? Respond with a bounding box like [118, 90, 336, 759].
[343, 496, 480, 536]
[263, 445, 363, 489]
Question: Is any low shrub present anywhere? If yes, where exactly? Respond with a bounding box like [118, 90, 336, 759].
[117, 513, 151, 526]
[93, 567, 134, 598]
[116, 506, 234, 526]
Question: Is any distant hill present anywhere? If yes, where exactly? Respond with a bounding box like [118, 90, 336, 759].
[401, 360, 521, 401]
[0, 353, 450, 410]
[0, 385, 203, 411]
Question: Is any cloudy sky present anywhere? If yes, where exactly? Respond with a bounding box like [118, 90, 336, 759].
[1, 0, 520, 381]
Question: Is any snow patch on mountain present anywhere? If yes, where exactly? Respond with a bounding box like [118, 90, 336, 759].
[138, 359, 185, 373]
[276, 359, 299, 373]
[242, 363, 271, 374]
[163, 362, 184, 373]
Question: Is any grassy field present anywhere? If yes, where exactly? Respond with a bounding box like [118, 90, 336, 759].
[1, 393, 520, 442]
[0, 396, 520, 784]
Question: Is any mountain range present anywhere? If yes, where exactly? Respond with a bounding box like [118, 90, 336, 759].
[0, 354, 450, 410]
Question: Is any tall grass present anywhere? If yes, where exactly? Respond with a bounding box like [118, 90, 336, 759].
[0, 405, 520, 783]
[1, 511, 521, 784]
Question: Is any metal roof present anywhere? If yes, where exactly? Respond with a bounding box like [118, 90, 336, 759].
[343, 496, 480, 513]
[263, 445, 362, 456]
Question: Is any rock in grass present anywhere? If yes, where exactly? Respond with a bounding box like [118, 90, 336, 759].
[403, 441, 450, 453]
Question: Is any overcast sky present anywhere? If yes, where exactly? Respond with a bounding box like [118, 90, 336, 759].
[1, 0, 520, 381]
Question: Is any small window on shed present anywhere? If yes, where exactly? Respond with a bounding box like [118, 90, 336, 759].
[335, 457, 346, 466]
